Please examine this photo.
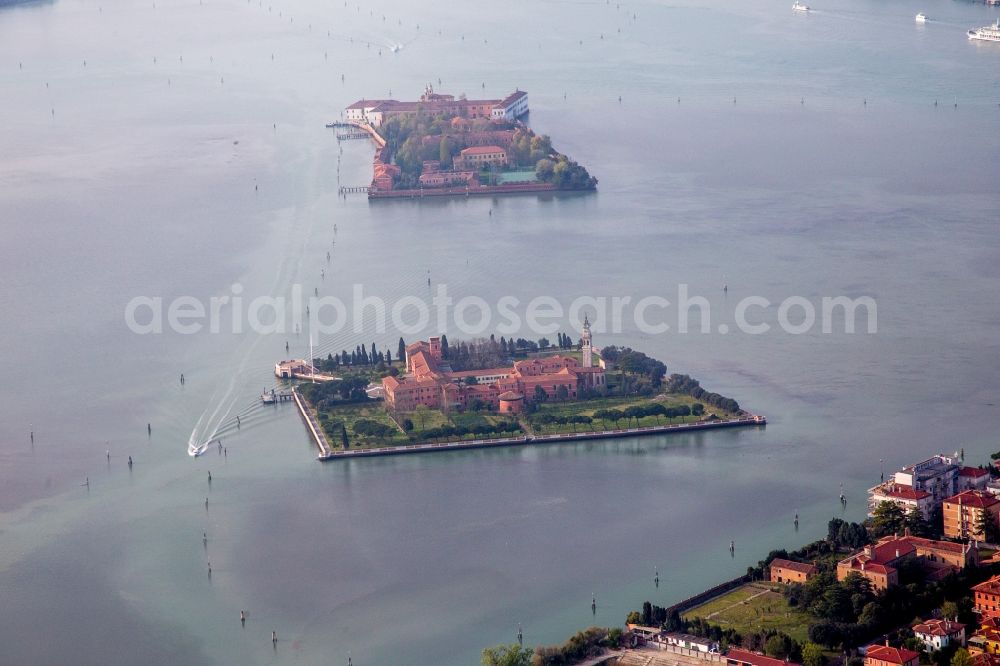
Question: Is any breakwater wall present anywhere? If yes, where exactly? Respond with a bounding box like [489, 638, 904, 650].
[315, 415, 765, 461]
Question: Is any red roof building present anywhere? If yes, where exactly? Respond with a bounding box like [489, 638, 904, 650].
[865, 644, 920, 666]
[769, 559, 818, 584]
[384, 338, 605, 413]
[727, 648, 800, 666]
[943, 490, 1000, 541]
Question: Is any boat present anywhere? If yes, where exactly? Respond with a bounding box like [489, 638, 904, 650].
[968, 19, 1000, 41]
[792, 1, 810, 11]
[915, 13, 927, 23]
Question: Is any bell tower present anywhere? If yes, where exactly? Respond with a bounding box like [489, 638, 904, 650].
[581, 314, 593, 368]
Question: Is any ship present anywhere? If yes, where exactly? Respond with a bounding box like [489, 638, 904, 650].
[792, 1, 810, 11]
[968, 19, 1000, 41]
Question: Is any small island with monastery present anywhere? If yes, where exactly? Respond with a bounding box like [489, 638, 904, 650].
[336, 86, 598, 198]
[277, 319, 764, 459]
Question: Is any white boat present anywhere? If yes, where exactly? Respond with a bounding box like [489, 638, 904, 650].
[792, 1, 810, 11]
[915, 13, 927, 23]
[968, 19, 1000, 41]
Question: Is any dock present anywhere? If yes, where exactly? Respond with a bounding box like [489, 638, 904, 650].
[261, 390, 294, 404]
[338, 185, 369, 195]
[291, 387, 333, 458]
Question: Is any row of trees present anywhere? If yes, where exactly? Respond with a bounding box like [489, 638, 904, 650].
[664, 373, 741, 413]
[592, 403, 703, 428]
[413, 421, 522, 442]
[316, 342, 392, 371]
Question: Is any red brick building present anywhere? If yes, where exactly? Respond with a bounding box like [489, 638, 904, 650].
[975, 575, 1000, 617]
[384, 331, 604, 413]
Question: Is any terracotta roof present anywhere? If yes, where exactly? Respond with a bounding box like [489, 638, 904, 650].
[872, 538, 916, 563]
[874, 484, 931, 501]
[770, 559, 817, 575]
[843, 557, 893, 575]
[727, 649, 798, 666]
[971, 653, 1000, 666]
[496, 90, 527, 107]
[498, 391, 523, 401]
[902, 535, 967, 554]
[912, 619, 965, 637]
[346, 98, 392, 109]
[460, 145, 506, 156]
[974, 575, 1000, 596]
[960, 467, 990, 478]
[946, 490, 1000, 509]
[865, 645, 920, 664]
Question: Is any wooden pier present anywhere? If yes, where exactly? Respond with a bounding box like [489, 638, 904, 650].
[338, 185, 369, 194]
[336, 131, 370, 140]
[261, 390, 294, 404]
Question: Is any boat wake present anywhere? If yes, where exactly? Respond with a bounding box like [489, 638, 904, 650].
[187, 374, 243, 456]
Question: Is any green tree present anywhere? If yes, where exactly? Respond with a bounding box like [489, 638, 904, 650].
[871, 501, 907, 537]
[481, 643, 533, 666]
[397, 337, 406, 364]
[802, 642, 827, 666]
[555, 384, 569, 400]
[941, 601, 959, 620]
[976, 507, 1000, 543]
[951, 649, 973, 666]
[904, 506, 932, 538]
[440, 334, 449, 359]
[535, 158, 555, 181]
[402, 418, 414, 432]
[439, 136, 453, 168]
[340, 425, 349, 450]
[533, 385, 548, 403]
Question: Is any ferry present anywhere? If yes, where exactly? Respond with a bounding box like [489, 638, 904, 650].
[792, 1, 810, 11]
[968, 19, 1000, 41]
[915, 12, 927, 23]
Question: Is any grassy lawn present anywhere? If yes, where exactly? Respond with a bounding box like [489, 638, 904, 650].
[530, 393, 738, 435]
[314, 402, 405, 450]
[682, 583, 812, 645]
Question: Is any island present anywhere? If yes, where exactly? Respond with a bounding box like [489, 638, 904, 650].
[286, 318, 764, 459]
[338, 86, 597, 198]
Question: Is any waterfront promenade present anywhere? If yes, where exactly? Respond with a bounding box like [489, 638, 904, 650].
[313, 414, 765, 461]
[291, 387, 333, 458]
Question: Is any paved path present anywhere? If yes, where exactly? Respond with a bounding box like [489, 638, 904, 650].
[703, 586, 774, 620]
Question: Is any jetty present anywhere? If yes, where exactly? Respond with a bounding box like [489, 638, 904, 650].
[338, 185, 369, 195]
[314, 414, 765, 461]
[261, 390, 294, 404]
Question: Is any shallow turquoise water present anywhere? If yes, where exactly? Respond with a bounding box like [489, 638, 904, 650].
[1, 0, 999, 663]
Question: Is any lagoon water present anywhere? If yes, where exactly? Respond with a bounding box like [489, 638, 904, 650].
[1, 0, 1000, 663]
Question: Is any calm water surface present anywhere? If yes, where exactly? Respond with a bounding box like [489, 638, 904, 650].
[1, 0, 999, 663]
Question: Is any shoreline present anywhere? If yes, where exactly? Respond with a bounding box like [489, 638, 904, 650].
[334, 119, 595, 200]
[314, 414, 766, 461]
